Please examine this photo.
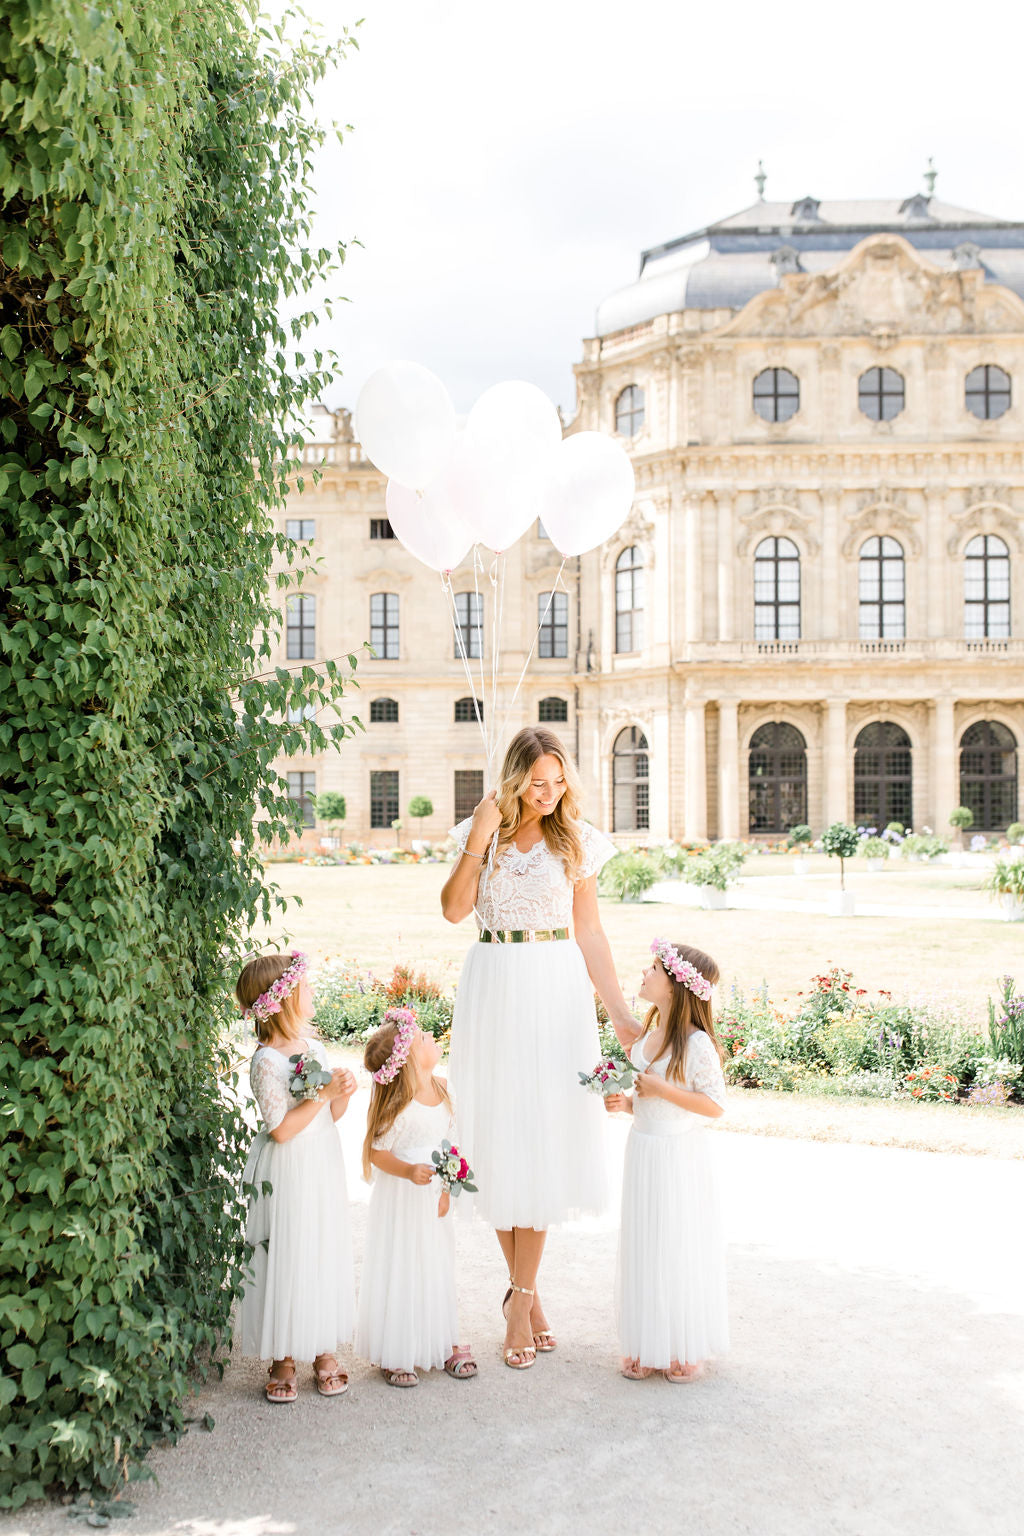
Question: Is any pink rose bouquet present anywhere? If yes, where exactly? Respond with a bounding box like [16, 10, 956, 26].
[579, 1057, 638, 1097]
[431, 1139, 478, 1197]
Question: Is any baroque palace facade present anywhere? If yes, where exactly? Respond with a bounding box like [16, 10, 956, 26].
[277, 186, 1024, 845]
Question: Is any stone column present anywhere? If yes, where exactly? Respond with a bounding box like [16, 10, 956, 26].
[825, 697, 848, 824]
[684, 701, 708, 842]
[717, 699, 740, 840]
[716, 489, 735, 643]
[930, 696, 957, 832]
[820, 489, 840, 641]
[684, 495, 703, 644]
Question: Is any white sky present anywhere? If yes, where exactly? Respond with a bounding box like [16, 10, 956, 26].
[269, 0, 1024, 418]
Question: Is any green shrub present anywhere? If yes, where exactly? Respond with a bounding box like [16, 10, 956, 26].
[786, 823, 813, 849]
[598, 850, 661, 902]
[1007, 823, 1024, 846]
[0, 4, 358, 1504]
[859, 836, 890, 860]
[315, 791, 347, 832]
[408, 796, 434, 820]
[987, 858, 1024, 899]
[680, 841, 746, 891]
[313, 963, 453, 1044]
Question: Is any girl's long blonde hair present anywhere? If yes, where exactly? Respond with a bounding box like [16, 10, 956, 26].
[495, 727, 585, 884]
[642, 941, 724, 1083]
[236, 954, 307, 1045]
[361, 1018, 451, 1181]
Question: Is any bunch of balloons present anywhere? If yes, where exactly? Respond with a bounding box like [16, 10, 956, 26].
[354, 361, 636, 571]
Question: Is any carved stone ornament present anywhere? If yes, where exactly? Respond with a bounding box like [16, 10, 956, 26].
[601, 505, 655, 570]
[947, 504, 1023, 554]
[963, 484, 1009, 509]
[752, 485, 801, 511]
[737, 503, 820, 558]
[357, 566, 414, 587]
[855, 485, 908, 514]
[842, 505, 922, 558]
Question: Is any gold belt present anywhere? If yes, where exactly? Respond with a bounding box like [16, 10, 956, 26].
[479, 928, 570, 944]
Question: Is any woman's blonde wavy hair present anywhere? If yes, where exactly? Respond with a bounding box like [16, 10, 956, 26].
[641, 941, 724, 1084]
[495, 727, 585, 884]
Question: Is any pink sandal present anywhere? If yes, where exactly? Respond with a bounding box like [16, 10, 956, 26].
[444, 1345, 478, 1379]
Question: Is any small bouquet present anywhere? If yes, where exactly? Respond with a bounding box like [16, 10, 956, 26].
[288, 1052, 333, 1102]
[579, 1057, 638, 1097]
[431, 1139, 477, 1196]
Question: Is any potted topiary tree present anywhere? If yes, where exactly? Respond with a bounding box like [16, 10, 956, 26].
[787, 823, 813, 876]
[315, 790, 346, 851]
[858, 829, 890, 872]
[408, 795, 434, 852]
[821, 821, 860, 916]
[948, 805, 974, 867]
[1005, 822, 1024, 863]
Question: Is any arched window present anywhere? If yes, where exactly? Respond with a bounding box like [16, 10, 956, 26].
[454, 696, 483, 723]
[960, 721, 1018, 830]
[453, 592, 483, 659]
[965, 365, 1011, 421]
[859, 536, 905, 639]
[370, 697, 399, 723]
[748, 723, 807, 833]
[754, 537, 800, 641]
[615, 385, 645, 437]
[752, 367, 799, 423]
[286, 593, 316, 660]
[854, 722, 912, 829]
[612, 726, 649, 832]
[964, 535, 1010, 638]
[615, 547, 645, 653]
[539, 696, 568, 723]
[858, 367, 905, 421]
[370, 592, 400, 658]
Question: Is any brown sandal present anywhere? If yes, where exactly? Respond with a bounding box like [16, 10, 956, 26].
[265, 1359, 297, 1403]
[313, 1354, 349, 1397]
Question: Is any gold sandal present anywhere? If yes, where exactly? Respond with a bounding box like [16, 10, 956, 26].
[503, 1283, 537, 1370]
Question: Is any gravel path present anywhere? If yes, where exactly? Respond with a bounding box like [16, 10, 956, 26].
[9, 1097, 1024, 1536]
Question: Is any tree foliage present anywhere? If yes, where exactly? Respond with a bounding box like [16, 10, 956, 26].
[0, 1, 358, 1504]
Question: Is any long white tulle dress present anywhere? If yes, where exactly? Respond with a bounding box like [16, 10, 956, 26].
[447, 817, 617, 1230]
[237, 1038, 355, 1361]
[355, 1096, 460, 1372]
[617, 1029, 729, 1367]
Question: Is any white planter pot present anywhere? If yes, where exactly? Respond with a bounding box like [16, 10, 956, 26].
[827, 890, 856, 917]
[1000, 893, 1024, 922]
[792, 858, 809, 876]
[700, 887, 728, 910]
[947, 850, 965, 869]
[866, 857, 886, 872]
[1006, 846, 1024, 864]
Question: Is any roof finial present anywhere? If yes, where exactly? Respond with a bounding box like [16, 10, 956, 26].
[755, 160, 767, 200]
[924, 156, 937, 197]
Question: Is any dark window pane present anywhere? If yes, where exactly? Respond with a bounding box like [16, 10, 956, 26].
[370, 518, 395, 539]
[539, 696, 568, 722]
[612, 726, 649, 832]
[747, 722, 807, 832]
[454, 769, 484, 822]
[959, 720, 1018, 830]
[370, 697, 399, 723]
[287, 770, 316, 828]
[454, 697, 483, 722]
[370, 770, 399, 828]
[753, 368, 800, 423]
[454, 591, 483, 659]
[615, 384, 645, 437]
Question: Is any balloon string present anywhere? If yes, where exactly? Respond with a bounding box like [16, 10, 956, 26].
[491, 553, 506, 775]
[493, 557, 568, 750]
[471, 546, 491, 776]
[440, 572, 488, 761]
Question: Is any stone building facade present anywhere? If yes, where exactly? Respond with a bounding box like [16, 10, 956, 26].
[276, 190, 1024, 845]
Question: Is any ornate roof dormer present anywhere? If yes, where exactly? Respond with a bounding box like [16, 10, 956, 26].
[791, 196, 821, 222]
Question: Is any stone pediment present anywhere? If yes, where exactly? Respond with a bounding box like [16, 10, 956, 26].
[717, 233, 1024, 339]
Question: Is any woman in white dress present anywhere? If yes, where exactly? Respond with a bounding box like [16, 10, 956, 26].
[441, 726, 636, 1369]
[236, 952, 357, 1402]
[604, 939, 728, 1382]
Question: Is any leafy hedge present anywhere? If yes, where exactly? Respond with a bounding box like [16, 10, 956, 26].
[0, 2, 357, 1506]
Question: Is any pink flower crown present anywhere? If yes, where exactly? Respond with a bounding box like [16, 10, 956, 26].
[242, 951, 308, 1024]
[650, 939, 712, 1001]
[372, 1007, 418, 1084]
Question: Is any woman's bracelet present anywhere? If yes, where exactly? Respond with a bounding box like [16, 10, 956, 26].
[460, 847, 486, 860]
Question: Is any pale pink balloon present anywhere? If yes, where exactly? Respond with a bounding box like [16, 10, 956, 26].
[355, 361, 456, 490]
[385, 476, 474, 573]
[539, 432, 636, 556]
[459, 380, 563, 551]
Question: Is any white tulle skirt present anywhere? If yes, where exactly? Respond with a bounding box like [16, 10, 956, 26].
[355, 1153, 458, 1372]
[617, 1124, 729, 1367]
[237, 1106, 355, 1361]
[447, 938, 607, 1229]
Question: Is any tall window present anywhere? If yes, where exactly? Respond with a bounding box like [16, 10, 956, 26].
[454, 697, 483, 723]
[615, 384, 645, 437]
[286, 593, 316, 659]
[754, 537, 800, 641]
[859, 536, 905, 639]
[612, 726, 649, 832]
[370, 592, 400, 658]
[965, 365, 1011, 420]
[748, 723, 807, 833]
[287, 770, 316, 828]
[752, 367, 799, 423]
[539, 696, 568, 723]
[615, 547, 645, 653]
[964, 535, 1010, 638]
[285, 518, 314, 541]
[538, 592, 568, 658]
[453, 591, 483, 658]
[454, 769, 484, 822]
[370, 697, 399, 723]
[370, 770, 399, 829]
[858, 367, 905, 421]
[960, 721, 1018, 830]
[854, 722, 912, 829]
[370, 518, 395, 539]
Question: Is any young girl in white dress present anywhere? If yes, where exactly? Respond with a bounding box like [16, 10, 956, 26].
[236, 952, 357, 1403]
[355, 1008, 477, 1387]
[442, 726, 635, 1370]
[604, 939, 729, 1382]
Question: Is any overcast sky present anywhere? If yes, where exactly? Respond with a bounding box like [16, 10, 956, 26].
[271, 0, 1024, 420]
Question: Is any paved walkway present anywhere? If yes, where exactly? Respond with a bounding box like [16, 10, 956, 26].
[10, 1098, 1024, 1536]
[648, 877, 1004, 922]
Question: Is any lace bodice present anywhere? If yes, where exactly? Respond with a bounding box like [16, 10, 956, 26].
[373, 1094, 456, 1158]
[629, 1029, 726, 1136]
[449, 818, 617, 931]
[249, 1038, 328, 1133]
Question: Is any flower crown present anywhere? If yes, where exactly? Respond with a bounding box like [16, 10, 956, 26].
[372, 1007, 418, 1085]
[242, 951, 308, 1024]
[650, 939, 712, 1001]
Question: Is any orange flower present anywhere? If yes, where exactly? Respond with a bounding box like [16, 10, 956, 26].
[912, 1088, 923, 1097]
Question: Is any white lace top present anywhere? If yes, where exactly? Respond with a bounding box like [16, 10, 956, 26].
[373, 1094, 456, 1158]
[448, 818, 617, 931]
[249, 1038, 329, 1134]
[629, 1029, 726, 1137]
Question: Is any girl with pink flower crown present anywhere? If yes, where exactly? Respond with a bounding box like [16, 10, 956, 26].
[236, 953, 357, 1403]
[355, 1009, 477, 1387]
[604, 939, 729, 1383]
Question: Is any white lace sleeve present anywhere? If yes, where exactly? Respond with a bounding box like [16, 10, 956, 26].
[249, 1050, 291, 1133]
[577, 821, 618, 881]
[447, 816, 476, 853]
[373, 1111, 402, 1153]
[687, 1031, 727, 1110]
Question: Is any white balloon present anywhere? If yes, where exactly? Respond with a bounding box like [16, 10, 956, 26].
[539, 433, 636, 557]
[385, 473, 474, 573]
[355, 361, 457, 490]
[459, 380, 563, 550]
